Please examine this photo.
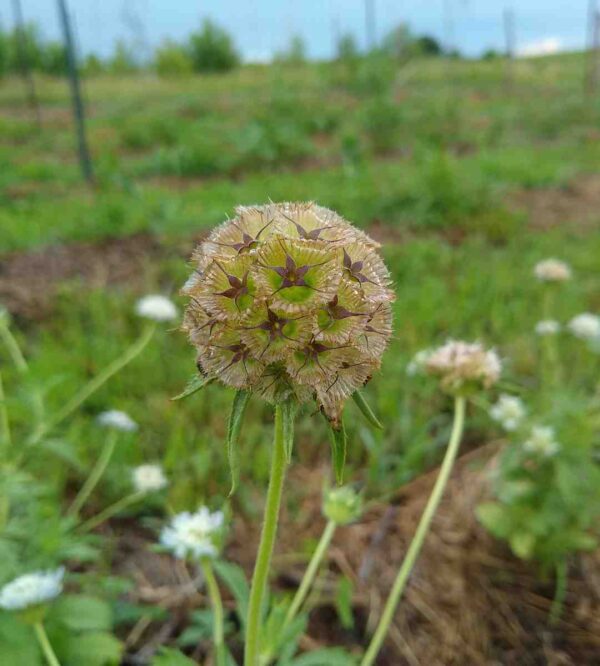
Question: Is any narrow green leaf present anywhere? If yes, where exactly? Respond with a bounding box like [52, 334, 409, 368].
[281, 399, 298, 463]
[170, 373, 213, 401]
[352, 391, 383, 430]
[213, 560, 250, 629]
[227, 390, 251, 496]
[329, 419, 347, 485]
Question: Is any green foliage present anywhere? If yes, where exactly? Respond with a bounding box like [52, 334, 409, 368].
[108, 40, 139, 74]
[336, 34, 360, 63]
[155, 40, 194, 78]
[187, 20, 239, 73]
[276, 35, 307, 66]
[359, 96, 402, 153]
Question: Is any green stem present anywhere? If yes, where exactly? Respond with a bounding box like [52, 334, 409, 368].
[77, 490, 145, 534]
[201, 558, 226, 666]
[361, 395, 467, 666]
[549, 559, 568, 625]
[34, 622, 61, 666]
[67, 430, 118, 518]
[0, 321, 28, 373]
[283, 519, 336, 630]
[0, 370, 11, 454]
[244, 405, 288, 666]
[29, 324, 155, 446]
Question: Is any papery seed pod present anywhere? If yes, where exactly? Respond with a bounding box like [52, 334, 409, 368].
[182, 203, 394, 425]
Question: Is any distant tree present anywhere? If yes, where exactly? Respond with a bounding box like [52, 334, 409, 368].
[41, 41, 67, 75]
[187, 19, 239, 73]
[0, 28, 8, 77]
[275, 35, 307, 65]
[81, 54, 105, 76]
[155, 39, 194, 77]
[382, 23, 442, 60]
[415, 35, 442, 56]
[336, 33, 360, 63]
[482, 48, 500, 61]
[108, 39, 138, 74]
[7, 22, 44, 71]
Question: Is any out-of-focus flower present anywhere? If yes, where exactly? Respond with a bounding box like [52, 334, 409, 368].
[568, 313, 600, 341]
[489, 394, 526, 431]
[160, 507, 224, 560]
[0, 568, 64, 611]
[406, 349, 432, 376]
[425, 340, 501, 393]
[97, 410, 138, 432]
[323, 486, 363, 525]
[523, 426, 560, 457]
[181, 203, 394, 426]
[534, 259, 571, 283]
[135, 295, 178, 322]
[535, 320, 561, 336]
[132, 464, 168, 493]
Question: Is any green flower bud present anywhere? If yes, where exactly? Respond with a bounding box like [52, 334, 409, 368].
[323, 485, 363, 525]
[182, 203, 394, 425]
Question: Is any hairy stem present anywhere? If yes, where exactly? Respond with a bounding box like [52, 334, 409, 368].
[283, 518, 336, 630]
[67, 430, 118, 518]
[29, 324, 155, 445]
[244, 404, 288, 666]
[549, 559, 568, 625]
[201, 558, 227, 666]
[77, 490, 145, 534]
[361, 396, 467, 666]
[34, 622, 61, 666]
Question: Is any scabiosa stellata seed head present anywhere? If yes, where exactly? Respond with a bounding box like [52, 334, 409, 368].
[425, 340, 501, 394]
[182, 203, 394, 425]
[160, 507, 225, 560]
[0, 568, 64, 612]
[534, 258, 571, 283]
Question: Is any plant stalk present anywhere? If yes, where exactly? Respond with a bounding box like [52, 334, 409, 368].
[201, 558, 227, 666]
[67, 430, 118, 518]
[283, 519, 336, 630]
[29, 324, 155, 445]
[77, 490, 145, 534]
[0, 321, 28, 373]
[361, 395, 466, 666]
[34, 621, 61, 666]
[549, 558, 568, 625]
[0, 370, 11, 454]
[244, 404, 288, 666]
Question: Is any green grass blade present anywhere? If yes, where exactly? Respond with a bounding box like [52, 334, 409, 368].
[227, 390, 250, 497]
[171, 373, 213, 400]
[352, 391, 383, 430]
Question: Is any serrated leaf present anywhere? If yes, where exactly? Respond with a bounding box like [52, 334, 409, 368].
[329, 419, 347, 485]
[171, 374, 212, 401]
[227, 390, 250, 496]
[213, 560, 249, 629]
[281, 399, 298, 463]
[351, 391, 383, 430]
[50, 594, 112, 632]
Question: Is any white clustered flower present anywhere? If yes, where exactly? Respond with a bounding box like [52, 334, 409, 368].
[425, 340, 502, 392]
[0, 568, 64, 611]
[534, 258, 572, 283]
[523, 426, 560, 457]
[489, 394, 526, 431]
[135, 295, 178, 322]
[97, 410, 138, 432]
[160, 507, 224, 560]
[535, 320, 561, 336]
[132, 464, 168, 493]
[406, 349, 432, 376]
[568, 313, 600, 341]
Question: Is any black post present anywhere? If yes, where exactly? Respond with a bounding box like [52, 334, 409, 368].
[11, 0, 42, 126]
[56, 0, 93, 184]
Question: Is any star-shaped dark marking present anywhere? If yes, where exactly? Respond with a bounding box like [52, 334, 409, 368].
[210, 340, 254, 377]
[281, 212, 334, 241]
[261, 241, 330, 294]
[213, 262, 251, 311]
[244, 307, 307, 359]
[343, 249, 376, 285]
[213, 216, 274, 254]
[323, 295, 364, 322]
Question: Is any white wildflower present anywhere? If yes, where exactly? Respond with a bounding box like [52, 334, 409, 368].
[568, 313, 600, 341]
[523, 426, 560, 457]
[160, 507, 224, 560]
[534, 258, 571, 283]
[535, 320, 561, 336]
[132, 464, 168, 493]
[97, 410, 138, 432]
[406, 349, 432, 376]
[0, 568, 64, 611]
[489, 394, 526, 431]
[425, 340, 502, 393]
[135, 295, 178, 322]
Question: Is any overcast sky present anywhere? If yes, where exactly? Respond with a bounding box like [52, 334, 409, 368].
[1, 1, 590, 60]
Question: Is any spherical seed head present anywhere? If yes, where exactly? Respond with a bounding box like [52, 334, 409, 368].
[323, 485, 363, 525]
[182, 203, 394, 425]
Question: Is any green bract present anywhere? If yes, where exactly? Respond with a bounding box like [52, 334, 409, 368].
[182, 203, 394, 425]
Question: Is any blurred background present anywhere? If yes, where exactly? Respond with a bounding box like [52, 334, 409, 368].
[1, 1, 600, 664]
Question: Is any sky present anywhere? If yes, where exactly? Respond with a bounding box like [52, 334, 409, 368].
[1, 1, 591, 61]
